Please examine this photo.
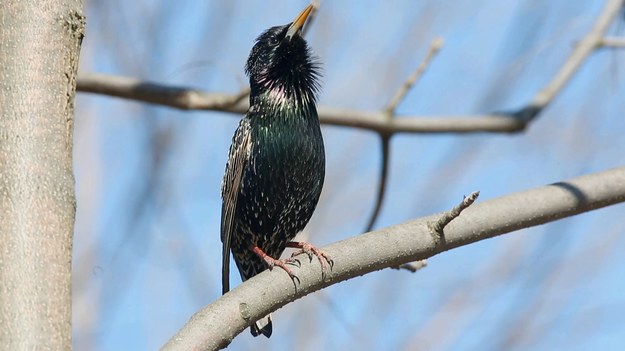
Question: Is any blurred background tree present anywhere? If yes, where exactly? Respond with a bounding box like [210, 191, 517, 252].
[69, 0, 625, 350]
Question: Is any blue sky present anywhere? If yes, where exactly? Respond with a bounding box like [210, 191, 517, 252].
[73, 1, 625, 350]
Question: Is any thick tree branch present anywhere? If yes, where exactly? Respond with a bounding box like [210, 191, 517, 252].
[77, 73, 526, 133]
[76, 1, 623, 136]
[77, 73, 250, 111]
[161, 166, 625, 351]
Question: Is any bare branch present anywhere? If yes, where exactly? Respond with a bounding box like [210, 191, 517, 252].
[364, 135, 390, 232]
[77, 73, 249, 111]
[601, 36, 625, 48]
[395, 191, 479, 273]
[526, 0, 623, 117]
[385, 37, 444, 115]
[76, 1, 622, 137]
[161, 166, 625, 351]
[363, 38, 444, 231]
[428, 191, 480, 245]
[77, 73, 529, 134]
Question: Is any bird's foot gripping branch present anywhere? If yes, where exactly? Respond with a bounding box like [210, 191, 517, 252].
[286, 241, 334, 279]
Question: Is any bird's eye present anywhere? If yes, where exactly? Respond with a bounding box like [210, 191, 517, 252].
[269, 37, 280, 46]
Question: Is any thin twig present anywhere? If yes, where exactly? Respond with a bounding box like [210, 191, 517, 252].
[525, 0, 624, 121]
[600, 36, 625, 48]
[385, 37, 444, 115]
[428, 191, 480, 246]
[369, 38, 444, 232]
[364, 135, 391, 232]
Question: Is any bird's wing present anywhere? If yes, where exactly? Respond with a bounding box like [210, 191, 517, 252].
[221, 117, 252, 294]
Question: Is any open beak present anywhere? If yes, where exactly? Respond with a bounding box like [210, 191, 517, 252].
[286, 4, 314, 40]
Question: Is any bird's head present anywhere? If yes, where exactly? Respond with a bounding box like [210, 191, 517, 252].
[245, 4, 320, 105]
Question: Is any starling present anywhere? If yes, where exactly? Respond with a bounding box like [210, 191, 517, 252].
[221, 4, 332, 338]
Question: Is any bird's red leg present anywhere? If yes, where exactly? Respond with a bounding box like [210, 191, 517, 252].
[251, 246, 300, 282]
[286, 241, 333, 277]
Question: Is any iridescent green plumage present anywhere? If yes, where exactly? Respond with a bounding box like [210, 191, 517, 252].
[220, 5, 325, 338]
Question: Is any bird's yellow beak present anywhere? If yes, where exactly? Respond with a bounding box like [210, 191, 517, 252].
[286, 4, 314, 39]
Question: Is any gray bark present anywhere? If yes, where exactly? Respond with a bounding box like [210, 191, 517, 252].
[162, 166, 625, 350]
[0, 0, 84, 349]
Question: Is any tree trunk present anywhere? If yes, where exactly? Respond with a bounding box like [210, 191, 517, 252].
[0, 1, 84, 349]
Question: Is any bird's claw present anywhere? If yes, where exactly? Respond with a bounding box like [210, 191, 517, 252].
[287, 241, 333, 278]
[252, 245, 301, 283]
[291, 249, 313, 262]
[265, 256, 300, 283]
[285, 256, 302, 268]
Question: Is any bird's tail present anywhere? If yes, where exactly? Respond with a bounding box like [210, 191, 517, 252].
[250, 314, 272, 338]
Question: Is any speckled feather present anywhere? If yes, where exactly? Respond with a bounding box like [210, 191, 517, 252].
[220, 18, 324, 337]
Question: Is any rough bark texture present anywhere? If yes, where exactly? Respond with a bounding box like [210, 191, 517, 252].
[0, 1, 84, 349]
